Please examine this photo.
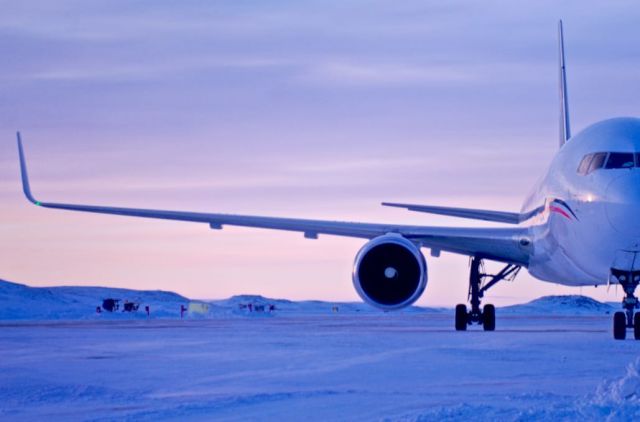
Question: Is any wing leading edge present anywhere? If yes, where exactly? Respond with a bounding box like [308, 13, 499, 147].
[16, 134, 530, 265]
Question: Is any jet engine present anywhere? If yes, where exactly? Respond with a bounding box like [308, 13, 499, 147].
[352, 234, 427, 310]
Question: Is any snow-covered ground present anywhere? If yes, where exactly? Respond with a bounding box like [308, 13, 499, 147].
[1, 280, 639, 420]
[0, 279, 431, 320]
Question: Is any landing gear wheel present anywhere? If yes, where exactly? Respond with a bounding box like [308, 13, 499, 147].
[483, 304, 496, 331]
[455, 304, 468, 331]
[611, 267, 640, 340]
[613, 311, 627, 340]
[455, 257, 520, 332]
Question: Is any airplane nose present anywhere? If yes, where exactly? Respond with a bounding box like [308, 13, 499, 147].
[605, 172, 640, 236]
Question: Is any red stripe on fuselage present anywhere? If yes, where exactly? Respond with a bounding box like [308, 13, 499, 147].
[549, 205, 571, 220]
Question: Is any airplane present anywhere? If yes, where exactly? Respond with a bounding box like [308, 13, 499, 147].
[16, 21, 640, 340]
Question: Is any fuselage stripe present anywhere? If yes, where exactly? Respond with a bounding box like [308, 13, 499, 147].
[549, 205, 572, 220]
[551, 199, 578, 220]
[519, 198, 578, 223]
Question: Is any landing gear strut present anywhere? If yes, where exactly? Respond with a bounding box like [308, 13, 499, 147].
[455, 257, 520, 331]
[611, 268, 640, 340]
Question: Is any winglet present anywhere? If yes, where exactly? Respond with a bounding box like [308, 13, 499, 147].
[558, 20, 571, 147]
[16, 132, 40, 205]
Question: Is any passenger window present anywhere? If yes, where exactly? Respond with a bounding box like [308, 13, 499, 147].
[587, 153, 607, 174]
[605, 152, 635, 169]
[577, 154, 593, 175]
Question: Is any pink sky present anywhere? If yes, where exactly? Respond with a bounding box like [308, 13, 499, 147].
[1, 1, 639, 306]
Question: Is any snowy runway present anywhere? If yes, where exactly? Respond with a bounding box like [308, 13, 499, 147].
[2, 314, 639, 421]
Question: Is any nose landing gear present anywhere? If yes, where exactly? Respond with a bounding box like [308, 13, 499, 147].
[611, 269, 640, 340]
[455, 257, 520, 331]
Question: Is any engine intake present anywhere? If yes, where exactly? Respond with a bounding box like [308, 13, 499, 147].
[352, 234, 427, 310]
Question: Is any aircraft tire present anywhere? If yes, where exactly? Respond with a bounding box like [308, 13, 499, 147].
[613, 311, 626, 340]
[455, 304, 467, 331]
[634, 313, 640, 340]
[483, 304, 496, 331]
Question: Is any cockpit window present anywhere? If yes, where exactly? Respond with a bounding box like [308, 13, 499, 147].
[577, 152, 639, 175]
[605, 152, 635, 169]
[587, 153, 607, 174]
[577, 154, 593, 175]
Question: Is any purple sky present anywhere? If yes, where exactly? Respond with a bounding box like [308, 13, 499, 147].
[1, 1, 640, 305]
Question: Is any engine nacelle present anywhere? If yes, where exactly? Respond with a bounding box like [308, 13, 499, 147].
[352, 234, 428, 310]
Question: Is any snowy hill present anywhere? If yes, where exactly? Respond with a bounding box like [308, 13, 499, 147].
[211, 294, 435, 315]
[0, 279, 189, 320]
[0, 279, 616, 320]
[502, 295, 615, 315]
[0, 280, 430, 320]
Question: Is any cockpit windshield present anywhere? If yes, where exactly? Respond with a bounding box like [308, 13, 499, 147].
[577, 152, 638, 175]
[605, 153, 634, 169]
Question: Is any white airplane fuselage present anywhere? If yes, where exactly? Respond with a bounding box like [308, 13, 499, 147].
[523, 117, 640, 286]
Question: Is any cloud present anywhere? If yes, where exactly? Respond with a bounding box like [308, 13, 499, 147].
[27, 57, 288, 82]
[302, 61, 474, 86]
[286, 157, 426, 173]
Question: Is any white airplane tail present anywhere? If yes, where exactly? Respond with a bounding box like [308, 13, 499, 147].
[558, 20, 571, 147]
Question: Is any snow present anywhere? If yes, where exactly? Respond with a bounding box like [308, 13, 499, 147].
[0, 280, 435, 320]
[0, 280, 614, 321]
[1, 279, 639, 420]
[595, 358, 640, 404]
[0, 279, 189, 320]
[501, 295, 615, 315]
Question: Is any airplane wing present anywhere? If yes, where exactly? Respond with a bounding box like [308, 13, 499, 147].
[381, 202, 522, 224]
[17, 134, 530, 266]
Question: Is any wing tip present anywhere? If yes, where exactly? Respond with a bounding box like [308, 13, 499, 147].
[16, 132, 39, 205]
[381, 202, 403, 208]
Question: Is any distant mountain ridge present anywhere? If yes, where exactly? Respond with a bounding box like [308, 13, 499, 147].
[501, 295, 614, 315]
[0, 279, 616, 320]
[0, 279, 189, 320]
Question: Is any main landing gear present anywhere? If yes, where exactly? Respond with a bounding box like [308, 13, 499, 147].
[455, 257, 521, 331]
[611, 268, 640, 340]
